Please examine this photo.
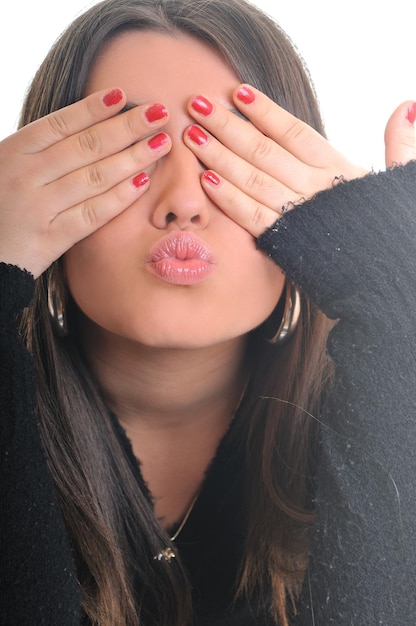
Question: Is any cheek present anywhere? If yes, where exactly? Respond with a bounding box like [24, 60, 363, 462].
[62, 217, 286, 347]
[63, 211, 141, 305]
[210, 220, 286, 330]
[228, 256, 285, 330]
[63, 232, 130, 323]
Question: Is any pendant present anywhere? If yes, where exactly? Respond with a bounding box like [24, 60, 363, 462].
[153, 547, 176, 562]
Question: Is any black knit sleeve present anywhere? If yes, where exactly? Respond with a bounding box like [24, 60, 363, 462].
[0, 264, 81, 625]
[257, 161, 416, 625]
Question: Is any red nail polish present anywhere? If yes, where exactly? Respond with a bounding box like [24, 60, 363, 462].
[236, 85, 255, 105]
[203, 170, 220, 186]
[103, 88, 123, 107]
[148, 132, 169, 150]
[191, 95, 214, 116]
[406, 102, 416, 125]
[132, 172, 150, 187]
[187, 125, 208, 145]
[145, 103, 168, 123]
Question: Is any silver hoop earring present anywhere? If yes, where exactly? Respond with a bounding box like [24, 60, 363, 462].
[264, 282, 301, 345]
[47, 267, 68, 337]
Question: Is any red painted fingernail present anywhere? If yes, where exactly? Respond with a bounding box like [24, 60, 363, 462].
[103, 88, 123, 107]
[191, 95, 214, 116]
[236, 85, 255, 105]
[148, 132, 169, 150]
[406, 102, 416, 125]
[187, 125, 208, 145]
[132, 172, 150, 187]
[145, 103, 168, 123]
[203, 170, 220, 186]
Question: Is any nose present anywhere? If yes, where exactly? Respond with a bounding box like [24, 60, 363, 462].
[150, 142, 210, 231]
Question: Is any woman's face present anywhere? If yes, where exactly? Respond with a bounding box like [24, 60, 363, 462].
[64, 31, 285, 349]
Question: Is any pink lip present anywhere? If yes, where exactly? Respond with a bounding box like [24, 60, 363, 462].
[146, 232, 215, 285]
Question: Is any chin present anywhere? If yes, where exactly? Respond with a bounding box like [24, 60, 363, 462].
[124, 316, 260, 351]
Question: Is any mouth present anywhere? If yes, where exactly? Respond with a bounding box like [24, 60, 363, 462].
[146, 232, 215, 285]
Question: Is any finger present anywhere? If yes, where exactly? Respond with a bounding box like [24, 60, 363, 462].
[38, 101, 169, 185]
[2, 168, 151, 280]
[188, 93, 317, 192]
[200, 169, 286, 238]
[183, 124, 295, 209]
[43, 131, 171, 215]
[50, 171, 151, 251]
[11, 88, 128, 154]
[188, 91, 365, 194]
[385, 101, 416, 168]
[232, 85, 343, 168]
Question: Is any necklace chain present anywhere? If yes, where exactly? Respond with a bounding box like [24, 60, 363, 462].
[153, 379, 248, 563]
[153, 489, 200, 562]
[169, 489, 200, 542]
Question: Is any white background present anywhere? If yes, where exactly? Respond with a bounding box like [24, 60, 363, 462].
[1, 0, 415, 170]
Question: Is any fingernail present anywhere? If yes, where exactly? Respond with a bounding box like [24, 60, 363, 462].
[202, 170, 220, 186]
[236, 85, 255, 105]
[103, 88, 124, 107]
[187, 125, 208, 145]
[145, 103, 168, 123]
[191, 95, 214, 116]
[148, 132, 169, 150]
[132, 172, 150, 187]
[406, 102, 416, 125]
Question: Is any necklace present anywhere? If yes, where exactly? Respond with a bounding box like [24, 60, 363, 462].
[153, 489, 201, 562]
[153, 378, 248, 564]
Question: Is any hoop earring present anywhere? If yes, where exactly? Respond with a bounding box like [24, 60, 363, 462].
[47, 266, 68, 337]
[264, 281, 301, 345]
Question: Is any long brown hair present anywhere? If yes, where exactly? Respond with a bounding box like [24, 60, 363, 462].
[20, 1, 332, 624]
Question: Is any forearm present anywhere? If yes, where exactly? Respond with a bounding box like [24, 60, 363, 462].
[0, 263, 81, 625]
[258, 161, 416, 624]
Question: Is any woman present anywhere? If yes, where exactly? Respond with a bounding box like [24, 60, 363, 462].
[1, 0, 415, 624]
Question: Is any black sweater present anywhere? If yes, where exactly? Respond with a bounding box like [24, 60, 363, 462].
[1, 162, 416, 625]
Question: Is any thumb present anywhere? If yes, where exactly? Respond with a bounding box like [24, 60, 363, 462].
[385, 101, 416, 168]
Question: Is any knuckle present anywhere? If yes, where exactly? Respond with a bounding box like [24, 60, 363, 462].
[84, 163, 106, 189]
[110, 184, 132, 207]
[127, 142, 144, 167]
[122, 112, 141, 141]
[249, 135, 273, 161]
[282, 120, 307, 144]
[244, 167, 265, 192]
[46, 111, 71, 138]
[250, 203, 267, 229]
[80, 202, 98, 228]
[85, 96, 98, 118]
[216, 114, 232, 133]
[76, 128, 103, 157]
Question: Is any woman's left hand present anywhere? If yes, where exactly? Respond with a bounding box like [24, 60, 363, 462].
[184, 84, 367, 237]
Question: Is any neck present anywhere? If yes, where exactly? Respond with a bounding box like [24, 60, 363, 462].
[80, 321, 248, 528]
[80, 319, 248, 430]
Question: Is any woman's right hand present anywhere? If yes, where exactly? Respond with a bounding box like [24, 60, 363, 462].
[0, 88, 171, 278]
[385, 100, 416, 168]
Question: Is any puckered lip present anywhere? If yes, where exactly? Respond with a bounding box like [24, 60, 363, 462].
[145, 231, 215, 285]
[147, 231, 214, 263]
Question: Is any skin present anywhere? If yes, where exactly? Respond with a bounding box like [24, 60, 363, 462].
[0, 31, 414, 527]
[66, 32, 286, 351]
[67, 33, 287, 525]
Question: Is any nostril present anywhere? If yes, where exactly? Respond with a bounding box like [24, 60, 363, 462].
[164, 212, 200, 226]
